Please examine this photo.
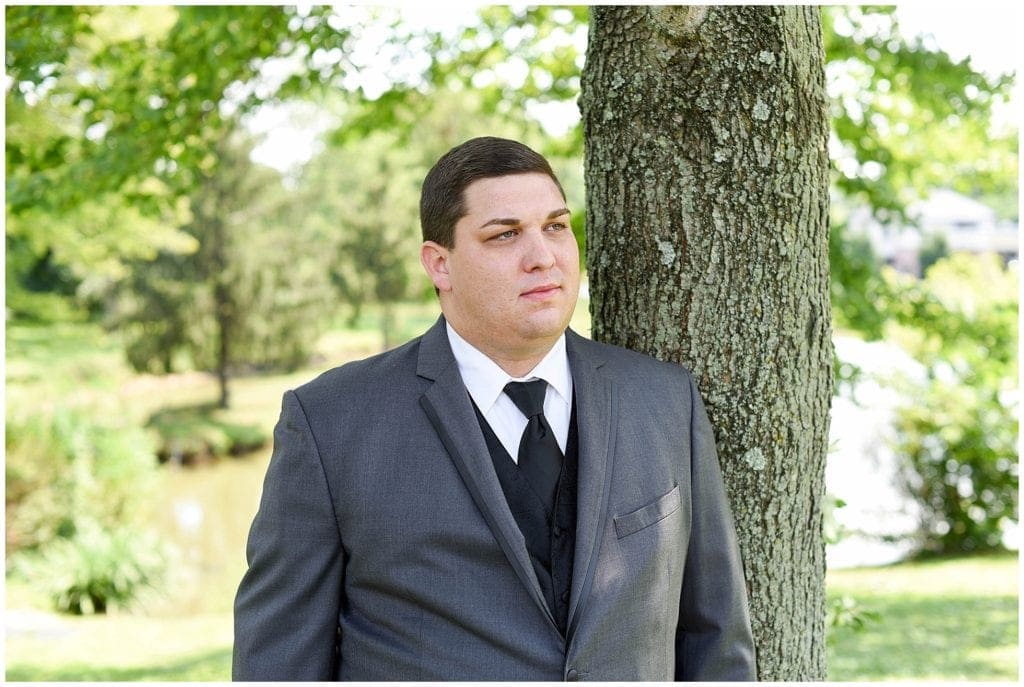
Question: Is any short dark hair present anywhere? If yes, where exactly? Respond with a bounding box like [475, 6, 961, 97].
[420, 136, 566, 249]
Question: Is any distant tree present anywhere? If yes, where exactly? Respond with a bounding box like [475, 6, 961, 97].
[917, 232, 950, 276]
[116, 133, 334, 407]
[302, 131, 420, 347]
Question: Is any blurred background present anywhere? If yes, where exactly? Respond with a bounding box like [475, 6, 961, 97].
[4, 5, 1018, 681]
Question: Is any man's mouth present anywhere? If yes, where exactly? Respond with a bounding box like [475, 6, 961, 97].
[521, 284, 561, 300]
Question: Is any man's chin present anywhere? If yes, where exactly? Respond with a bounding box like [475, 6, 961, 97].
[520, 308, 575, 339]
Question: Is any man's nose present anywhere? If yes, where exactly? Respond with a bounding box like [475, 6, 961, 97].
[521, 229, 557, 271]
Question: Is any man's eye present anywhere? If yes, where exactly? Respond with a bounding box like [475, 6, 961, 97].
[546, 222, 568, 231]
[493, 229, 517, 240]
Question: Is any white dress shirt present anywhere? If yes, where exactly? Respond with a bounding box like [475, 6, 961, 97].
[446, 322, 573, 462]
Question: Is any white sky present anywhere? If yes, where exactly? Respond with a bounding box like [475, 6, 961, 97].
[250, 4, 1022, 173]
[896, 2, 1022, 78]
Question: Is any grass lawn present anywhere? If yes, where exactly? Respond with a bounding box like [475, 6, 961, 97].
[4, 608, 232, 681]
[6, 553, 1018, 680]
[826, 552, 1019, 681]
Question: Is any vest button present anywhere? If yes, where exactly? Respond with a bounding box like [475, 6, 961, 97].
[553, 526, 563, 537]
[566, 668, 580, 681]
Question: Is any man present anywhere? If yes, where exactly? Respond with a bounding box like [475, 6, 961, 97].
[233, 136, 756, 681]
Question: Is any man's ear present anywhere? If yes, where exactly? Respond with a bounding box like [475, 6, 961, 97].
[420, 241, 452, 292]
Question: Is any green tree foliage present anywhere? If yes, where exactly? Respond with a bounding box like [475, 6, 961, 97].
[5, 5, 351, 215]
[917, 232, 950, 276]
[332, 5, 586, 155]
[884, 254, 1018, 554]
[5, 4, 351, 322]
[5, 13, 194, 321]
[828, 220, 890, 341]
[823, 6, 1017, 337]
[823, 6, 1016, 222]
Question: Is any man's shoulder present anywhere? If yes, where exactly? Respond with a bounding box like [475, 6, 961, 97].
[569, 333, 703, 419]
[569, 331, 694, 383]
[291, 334, 425, 407]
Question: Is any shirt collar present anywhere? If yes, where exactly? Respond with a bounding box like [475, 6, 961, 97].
[445, 322, 572, 415]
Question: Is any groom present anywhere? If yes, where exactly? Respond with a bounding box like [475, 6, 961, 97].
[233, 136, 756, 681]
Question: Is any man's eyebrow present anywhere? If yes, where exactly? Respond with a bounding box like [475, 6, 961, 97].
[477, 208, 571, 230]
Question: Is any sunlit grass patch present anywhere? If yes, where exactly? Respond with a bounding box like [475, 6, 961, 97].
[5, 613, 233, 681]
[827, 552, 1018, 681]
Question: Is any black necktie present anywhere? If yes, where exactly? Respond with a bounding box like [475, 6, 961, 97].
[504, 380, 564, 516]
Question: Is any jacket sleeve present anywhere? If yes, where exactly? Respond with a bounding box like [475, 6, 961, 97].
[233, 390, 345, 681]
[675, 374, 757, 681]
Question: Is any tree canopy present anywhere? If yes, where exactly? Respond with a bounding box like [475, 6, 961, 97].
[6, 6, 1015, 326]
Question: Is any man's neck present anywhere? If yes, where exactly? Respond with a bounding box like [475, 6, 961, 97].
[445, 321, 562, 379]
[485, 350, 551, 379]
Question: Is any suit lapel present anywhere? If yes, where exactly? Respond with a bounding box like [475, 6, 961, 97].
[565, 330, 617, 639]
[416, 317, 557, 631]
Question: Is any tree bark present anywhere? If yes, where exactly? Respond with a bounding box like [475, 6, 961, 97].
[581, 6, 832, 680]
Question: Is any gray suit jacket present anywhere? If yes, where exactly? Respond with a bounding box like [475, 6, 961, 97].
[233, 317, 756, 681]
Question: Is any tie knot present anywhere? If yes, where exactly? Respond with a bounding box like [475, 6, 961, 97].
[504, 379, 548, 418]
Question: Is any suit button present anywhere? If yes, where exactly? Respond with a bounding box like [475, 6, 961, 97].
[561, 590, 570, 602]
[566, 668, 580, 681]
[553, 526, 562, 537]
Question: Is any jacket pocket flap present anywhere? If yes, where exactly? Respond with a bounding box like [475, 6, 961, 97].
[613, 484, 681, 538]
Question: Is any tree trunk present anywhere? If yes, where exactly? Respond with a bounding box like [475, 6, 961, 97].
[211, 215, 232, 410]
[215, 294, 231, 409]
[381, 300, 394, 351]
[581, 6, 832, 680]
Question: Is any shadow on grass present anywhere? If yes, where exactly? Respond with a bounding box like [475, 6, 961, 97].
[5, 646, 231, 682]
[827, 594, 1018, 680]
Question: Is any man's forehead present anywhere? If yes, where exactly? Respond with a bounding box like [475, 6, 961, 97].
[462, 173, 566, 212]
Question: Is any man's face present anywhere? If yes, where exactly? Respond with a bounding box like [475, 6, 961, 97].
[422, 172, 580, 361]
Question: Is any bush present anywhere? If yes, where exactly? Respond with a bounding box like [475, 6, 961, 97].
[886, 254, 1018, 554]
[6, 408, 159, 554]
[6, 407, 168, 613]
[894, 379, 1017, 552]
[15, 521, 166, 615]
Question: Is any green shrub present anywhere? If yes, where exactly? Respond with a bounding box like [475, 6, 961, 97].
[6, 407, 168, 613]
[894, 379, 1018, 552]
[6, 408, 159, 554]
[15, 521, 167, 615]
[886, 254, 1018, 554]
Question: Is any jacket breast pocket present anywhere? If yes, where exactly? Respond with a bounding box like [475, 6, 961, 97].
[613, 484, 681, 539]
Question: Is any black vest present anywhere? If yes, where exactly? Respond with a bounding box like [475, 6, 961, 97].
[471, 397, 579, 636]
